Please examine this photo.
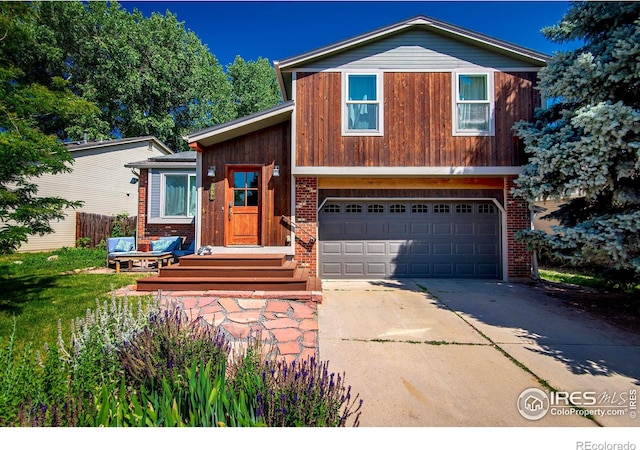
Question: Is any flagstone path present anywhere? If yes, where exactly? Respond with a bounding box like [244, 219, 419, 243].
[115, 287, 321, 363]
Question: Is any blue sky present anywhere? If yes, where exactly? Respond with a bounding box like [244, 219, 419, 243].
[121, 1, 578, 66]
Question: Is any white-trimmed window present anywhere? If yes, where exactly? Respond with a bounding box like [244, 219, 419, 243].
[454, 73, 494, 136]
[343, 72, 383, 135]
[162, 173, 196, 218]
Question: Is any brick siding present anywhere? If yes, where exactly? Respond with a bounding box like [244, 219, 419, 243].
[294, 177, 318, 275]
[505, 176, 532, 280]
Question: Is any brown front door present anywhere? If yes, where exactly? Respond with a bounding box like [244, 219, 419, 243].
[226, 167, 261, 245]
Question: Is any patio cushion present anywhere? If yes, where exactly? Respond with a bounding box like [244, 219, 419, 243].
[151, 239, 175, 252]
[113, 239, 135, 253]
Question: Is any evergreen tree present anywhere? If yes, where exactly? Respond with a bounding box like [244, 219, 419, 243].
[513, 2, 640, 284]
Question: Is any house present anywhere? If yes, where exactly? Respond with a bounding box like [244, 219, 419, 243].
[125, 151, 196, 250]
[184, 15, 546, 282]
[18, 136, 173, 252]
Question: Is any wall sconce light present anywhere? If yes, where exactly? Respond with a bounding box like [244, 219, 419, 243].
[130, 168, 140, 184]
[207, 166, 216, 177]
[273, 165, 280, 177]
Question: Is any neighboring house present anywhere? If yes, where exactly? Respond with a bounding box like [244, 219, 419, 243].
[185, 15, 546, 281]
[18, 136, 173, 252]
[125, 151, 196, 250]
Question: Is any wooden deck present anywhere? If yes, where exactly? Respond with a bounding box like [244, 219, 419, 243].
[135, 253, 322, 293]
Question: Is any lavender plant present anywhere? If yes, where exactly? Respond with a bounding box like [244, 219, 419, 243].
[254, 356, 362, 427]
[117, 304, 231, 391]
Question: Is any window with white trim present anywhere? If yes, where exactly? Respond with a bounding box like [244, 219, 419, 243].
[343, 73, 383, 135]
[454, 73, 494, 135]
[162, 173, 196, 218]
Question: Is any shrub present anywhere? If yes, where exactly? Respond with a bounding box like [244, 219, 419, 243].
[117, 305, 231, 391]
[1, 297, 363, 427]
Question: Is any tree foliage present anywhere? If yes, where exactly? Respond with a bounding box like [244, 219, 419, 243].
[513, 2, 640, 283]
[0, 3, 100, 253]
[33, 1, 236, 151]
[227, 56, 282, 118]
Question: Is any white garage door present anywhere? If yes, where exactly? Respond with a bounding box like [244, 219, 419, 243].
[319, 200, 501, 279]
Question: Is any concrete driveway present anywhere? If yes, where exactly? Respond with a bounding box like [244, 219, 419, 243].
[318, 279, 640, 427]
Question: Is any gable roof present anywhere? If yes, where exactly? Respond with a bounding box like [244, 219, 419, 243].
[274, 14, 549, 100]
[185, 101, 294, 149]
[66, 135, 174, 155]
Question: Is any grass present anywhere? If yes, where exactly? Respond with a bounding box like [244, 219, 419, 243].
[539, 267, 640, 293]
[0, 247, 150, 349]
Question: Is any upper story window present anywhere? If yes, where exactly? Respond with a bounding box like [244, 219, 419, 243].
[454, 73, 494, 136]
[343, 73, 383, 136]
[163, 173, 196, 218]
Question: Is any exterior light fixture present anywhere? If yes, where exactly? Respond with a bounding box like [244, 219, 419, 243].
[273, 165, 280, 177]
[129, 177, 139, 184]
[207, 166, 216, 177]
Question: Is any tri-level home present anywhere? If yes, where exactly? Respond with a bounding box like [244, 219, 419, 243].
[172, 15, 546, 285]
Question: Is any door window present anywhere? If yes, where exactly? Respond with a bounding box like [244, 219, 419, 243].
[233, 170, 259, 206]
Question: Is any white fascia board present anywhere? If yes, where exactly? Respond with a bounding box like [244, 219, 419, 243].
[293, 166, 523, 177]
[186, 103, 294, 146]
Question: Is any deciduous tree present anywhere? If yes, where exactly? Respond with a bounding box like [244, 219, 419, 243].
[0, 3, 100, 253]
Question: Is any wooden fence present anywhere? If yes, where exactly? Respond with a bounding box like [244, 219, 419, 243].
[75, 212, 137, 248]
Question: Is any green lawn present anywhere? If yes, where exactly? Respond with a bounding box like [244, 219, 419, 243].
[539, 268, 640, 293]
[0, 248, 151, 349]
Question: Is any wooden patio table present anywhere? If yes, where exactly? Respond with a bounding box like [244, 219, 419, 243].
[112, 251, 173, 273]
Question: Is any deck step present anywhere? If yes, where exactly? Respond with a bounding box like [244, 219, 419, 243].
[135, 253, 317, 294]
[136, 269, 310, 292]
[157, 260, 298, 278]
[178, 253, 287, 267]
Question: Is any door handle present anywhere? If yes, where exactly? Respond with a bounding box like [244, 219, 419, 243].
[228, 201, 233, 221]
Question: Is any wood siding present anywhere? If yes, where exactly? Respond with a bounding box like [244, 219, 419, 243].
[295, 71, 539, 167]
[319, 188, 505, 207]
[200, 122, 291, 247]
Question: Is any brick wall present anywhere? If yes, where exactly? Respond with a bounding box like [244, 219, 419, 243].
[135, 168, 195, 251]
[505, 176, 532, 280]
[294, 177, 318, 274]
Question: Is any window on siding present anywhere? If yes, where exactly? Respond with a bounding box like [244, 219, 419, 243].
[454, 73, 494, 135]
[163, 174, 196, 218]
[344, 73, 383, 135]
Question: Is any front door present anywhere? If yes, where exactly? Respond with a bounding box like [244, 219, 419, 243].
[226, 167, 261, 245]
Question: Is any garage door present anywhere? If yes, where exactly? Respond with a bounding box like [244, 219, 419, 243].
[319, 200, 501, 279]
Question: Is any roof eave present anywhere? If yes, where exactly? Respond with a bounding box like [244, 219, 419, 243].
[185, 101, 294, 148]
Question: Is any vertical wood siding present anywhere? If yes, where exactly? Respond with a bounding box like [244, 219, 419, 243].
[200, 122, 291, 247]
[295, 71, 539, 167]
